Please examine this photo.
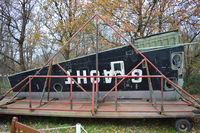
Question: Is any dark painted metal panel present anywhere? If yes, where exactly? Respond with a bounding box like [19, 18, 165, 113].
[8, 45, 184, 93]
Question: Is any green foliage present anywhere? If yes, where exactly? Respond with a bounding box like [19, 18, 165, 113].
[184, 74, 200, 94]
[0, 78, 10, 89]
[187, 88, 200, 94]
[184, 44, 200, 94]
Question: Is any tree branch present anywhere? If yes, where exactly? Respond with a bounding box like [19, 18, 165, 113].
[190, 31, 200, 42]
[0, 51, 21, 65]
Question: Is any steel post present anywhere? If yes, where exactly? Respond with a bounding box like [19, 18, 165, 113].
[29, 77, 32, 108]
[161, 77, 164, 113]
[70, 78, 73, 110]
[115, 77, 118, 111]
[92, 79, 95, 115]
[95, 15, 99, 105]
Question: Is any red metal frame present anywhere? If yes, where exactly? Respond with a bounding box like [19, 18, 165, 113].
[57, 63, 91, 98]
[2, 14, 199, 115]
[16, 100, 191, 106]
[4, 75, 194, 114]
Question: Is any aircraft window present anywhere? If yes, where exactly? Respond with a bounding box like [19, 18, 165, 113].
[53, 83, 63, 92]
[114, 63, 121, 71]
[172, 54, 182, 68]
[166, 81, 172, 88]
[171, 52, 183, 70]
[165, 77, 177, 91]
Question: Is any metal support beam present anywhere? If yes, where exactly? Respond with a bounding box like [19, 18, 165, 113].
[115, 77, 118, 111]
[40, 62, 53, 105]
[47, 60, 53, 101]
[92, 79, 95, 115]
[145, 60, 154, 103]
[95, 16, 99, 109]
[70, 78, 73, 110]
[161, 77, 164, 113]
[28, 77, 32, 108]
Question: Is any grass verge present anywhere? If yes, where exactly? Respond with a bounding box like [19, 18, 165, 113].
[0, 116, 200, 133]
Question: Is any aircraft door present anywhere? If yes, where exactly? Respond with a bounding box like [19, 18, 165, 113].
[110, 61, 125, 76]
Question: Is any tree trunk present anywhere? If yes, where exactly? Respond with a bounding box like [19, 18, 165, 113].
[136, 0, 143, 37]
[18, 43, 26, 71]
[64, 0, 72, 60]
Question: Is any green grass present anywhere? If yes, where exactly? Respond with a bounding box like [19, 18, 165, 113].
[0, 116, 200, 133]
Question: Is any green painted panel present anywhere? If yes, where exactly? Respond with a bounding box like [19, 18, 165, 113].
[134, 30, 179, 49]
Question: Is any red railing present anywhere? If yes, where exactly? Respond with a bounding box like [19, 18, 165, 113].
[5, 73, 195, 115]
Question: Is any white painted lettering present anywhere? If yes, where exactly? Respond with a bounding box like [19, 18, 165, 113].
[77, 70, 87, 84]
[103, 70, 113, 83]
[131, 69, 142, 83]
[64, 61, 143, 85]
[65, 71, 74, 84]
[90, 70, 100, 83]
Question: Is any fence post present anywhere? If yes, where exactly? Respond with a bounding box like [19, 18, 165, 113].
[76, 123, 81, 133]
[10, 117, 18, 133]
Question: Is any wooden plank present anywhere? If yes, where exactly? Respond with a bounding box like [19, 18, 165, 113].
[10, 117, 42, 133]
[1, 99, 200, 119]
[15, 122, 41, 133]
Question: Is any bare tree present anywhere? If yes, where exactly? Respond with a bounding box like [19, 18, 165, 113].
[0, 0, 36, 71]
